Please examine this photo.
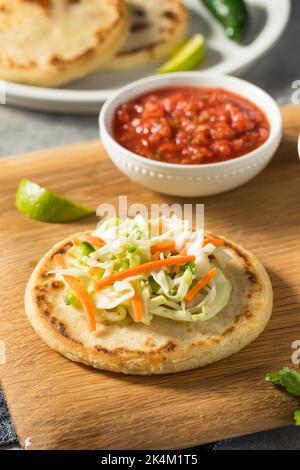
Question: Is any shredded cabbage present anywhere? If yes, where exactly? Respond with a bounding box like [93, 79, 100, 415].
[54, 215, 232, 325]
[150, 268, 231, 322]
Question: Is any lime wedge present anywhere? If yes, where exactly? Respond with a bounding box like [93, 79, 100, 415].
[16, 179, 94, 223]
[158, 34, 206, 74]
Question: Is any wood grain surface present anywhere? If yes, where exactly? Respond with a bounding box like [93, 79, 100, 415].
[0, 105, 300, 450]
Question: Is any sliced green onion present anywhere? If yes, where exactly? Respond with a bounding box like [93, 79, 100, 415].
[135, 230, 142, 240]
[127, 243, 137, 253]
[80, 241, 95, 256]
[64, 292, 76, 306]
[180, 262, 196, 274]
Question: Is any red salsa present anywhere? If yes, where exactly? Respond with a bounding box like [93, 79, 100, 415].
[113, 87, 270, 165]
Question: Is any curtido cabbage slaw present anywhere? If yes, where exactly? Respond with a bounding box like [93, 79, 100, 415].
[52, 216, 232, 331]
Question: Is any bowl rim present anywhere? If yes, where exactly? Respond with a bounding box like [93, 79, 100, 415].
[99, 72, 282, 170]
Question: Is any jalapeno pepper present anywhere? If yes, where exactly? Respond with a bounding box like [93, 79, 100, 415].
[201, 0, 249, 41]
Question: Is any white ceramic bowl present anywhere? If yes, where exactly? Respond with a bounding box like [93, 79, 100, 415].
[100, 73, 282, 197]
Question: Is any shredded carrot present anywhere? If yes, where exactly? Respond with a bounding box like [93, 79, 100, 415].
[89, 267, 102, 277]
[73, 235, 105, 247]
[53, 253, 96, 331]
[151, 240, 176, 255]
[203, 238, 225, 248]
[63, 276, 96, 331]
[185, 268, 217, 303]
[151, 251, 162, 261]
[170, 248, 187, 271]
[96, 255, 195, 291]
[53, 253, 67, 269]
[131, 283, 143, 322]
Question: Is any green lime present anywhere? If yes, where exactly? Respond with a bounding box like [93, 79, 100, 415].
[16, 179, 94, 223]
[157, 34, 206, 74]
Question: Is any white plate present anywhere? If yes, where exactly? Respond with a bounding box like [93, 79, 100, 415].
[2, 0, 291, 114]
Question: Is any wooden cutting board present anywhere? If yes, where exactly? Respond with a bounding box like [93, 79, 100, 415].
[1, 105, 300, 450]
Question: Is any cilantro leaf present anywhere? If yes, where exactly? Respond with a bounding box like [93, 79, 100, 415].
[266, 367, 300, 397]
[294, 409, 300, 426]
[265, 372, 282, 385]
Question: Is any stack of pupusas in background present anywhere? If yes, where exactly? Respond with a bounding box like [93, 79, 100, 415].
[0, 0, 188, 87]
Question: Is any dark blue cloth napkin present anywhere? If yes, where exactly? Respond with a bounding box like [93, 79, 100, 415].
[0, 389, 18, 447]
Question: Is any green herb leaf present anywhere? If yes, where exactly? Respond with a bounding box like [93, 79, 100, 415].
[266, 367, 300, 397]
[294, 409, 300, 426]
[265, 372, 282, 385]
